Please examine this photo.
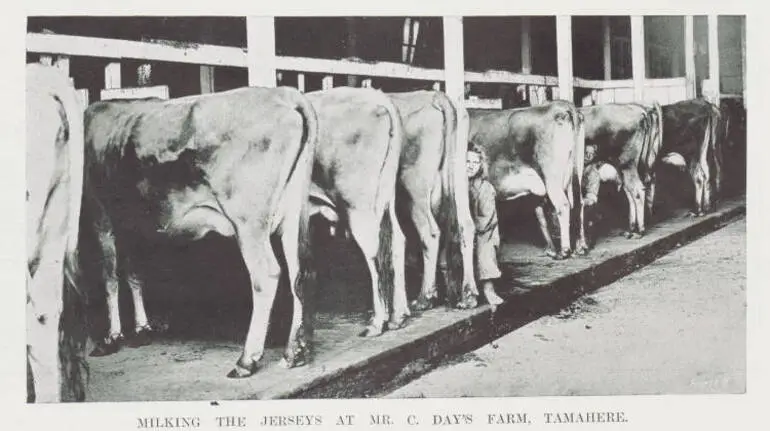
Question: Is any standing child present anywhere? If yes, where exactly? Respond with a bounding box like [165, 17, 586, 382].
[466, 142, 505, 308]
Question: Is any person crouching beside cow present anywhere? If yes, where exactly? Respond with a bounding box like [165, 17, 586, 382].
[465, 142, 505, 309]
[582, 144, 623, 246]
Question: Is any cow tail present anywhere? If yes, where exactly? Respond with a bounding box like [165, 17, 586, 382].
[374, 98, 405, 314]
[708, 103, 723, 196]
[643, 103, 664, 183]
[433, 94, 463, 301]
[42, 67, 89, 402]
[292, 94, 319, 339]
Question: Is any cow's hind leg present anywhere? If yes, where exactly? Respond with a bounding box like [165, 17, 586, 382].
[89, 216, 124, 357]
[123, 260, 153, 348]
[228, 231, 281, 378]
[534, 204, 560, 259]
[387, 203, 410, 330]
[621, 169, 646, 238]
[408, 195, 441, 312]
[27, 257, 64, 402]
[348, 209, 389, 337]
[544, 185, 572, 260]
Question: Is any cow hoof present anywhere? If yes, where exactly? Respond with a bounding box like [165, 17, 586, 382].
[411, 295, 438, 311]
[388, 315, 409, 331]
[126, 327, 152, 348]
[455, 294, 478, 310]
[630, 231, 644, 239]
[359, 323, 385, 337]
[89, 335, 123, 357]
[227, 361, 258, 379]
[548, 250, 570, 260]
[574, 245, 589, 256]
[281, 354, 306, 369]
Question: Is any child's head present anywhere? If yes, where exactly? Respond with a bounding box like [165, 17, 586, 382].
[466, 142, 484, 179]
[585, 145, 597, 164]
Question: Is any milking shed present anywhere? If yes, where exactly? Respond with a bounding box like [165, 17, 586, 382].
[25, 16, 748, 401]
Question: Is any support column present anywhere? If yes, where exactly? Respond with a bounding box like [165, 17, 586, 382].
[555, 15, 573, 102]
[521, 17, 532, 74]
[442, 16, 466, 103]
[200, 20, 216, 94]
[630, 15, 646, 101]
[345, 18, 360, 87]
[104, 62, 121, 90]
[603, 16, 612, 80]
[684, 15, 696, 98]
[246, 16, 277, 88]
[707, 14, 721, 104]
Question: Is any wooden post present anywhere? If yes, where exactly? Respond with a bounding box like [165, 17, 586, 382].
[200, 66, 215, 94]
[603, 16, 612, 80]
[322, 75, 334, 90]
[555, 15, 573, 102]
[39, 55, 53, 66]
[442, 16, 466, 103]
[630, 15, 646, 101]
[297, 73, 306, 93]
[199, 20, 216, 94]
[521, 16, 532, 74]
[246, 16, 277, 87]
[104, 62, 121, 90]
[707, 14, 721, 104]
[361, 78, 372, 88]
[345, 18, 359, 87]
[684, 15, 696, 99]
[432, 82, 441, 91]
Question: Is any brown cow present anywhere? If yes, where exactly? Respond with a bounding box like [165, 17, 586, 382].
[468, 101, 587, 260]
[82, 86, 318, 378]
[579, 102, 663, 238]
[388, 90, 478, 310]
[660, 99, 722, 216]
[306, 87, 410, 337]
[26, 63, 88, 402]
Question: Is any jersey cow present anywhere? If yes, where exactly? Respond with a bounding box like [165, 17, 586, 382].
[26, 63, 88, 402]
[388, 91, 478, 310]
[579, 102, 663, 239]
[82, 87, 318, 378]
[468, 101, 588, 260]
[306, 87, 410, 337]
[660, 99, 722, 216]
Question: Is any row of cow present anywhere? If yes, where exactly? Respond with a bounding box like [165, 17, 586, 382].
[26, 63, 744, 403]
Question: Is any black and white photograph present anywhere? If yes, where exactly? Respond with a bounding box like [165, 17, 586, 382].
[14, 3, 765, 429]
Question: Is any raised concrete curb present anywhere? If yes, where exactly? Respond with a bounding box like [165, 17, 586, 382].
[274, 198, 746, 399]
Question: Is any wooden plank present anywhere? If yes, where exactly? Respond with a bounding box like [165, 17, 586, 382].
[104, 62, 121, 89]
[614, 88, 635, 103]
[246, 17, 276, 87]
[27, 32, 247, 67]
[684, 16, 696, 99]
[200, 65, 215, 94]
[555, 16, 573, 102]
[521, 17, 532, 74]
[297, 73, 306, 93]
[465, 70, 558, 86]
[76, 88, 89, 110]
[432, 82, 441, 91]
[100, 85, 169, 101]
[465, 97, 502, 110]
[442, 16, 465, 103]
[630, 16, 646, 101]
[361, 78, 372, 88]
[707, 14, 721, 104]
[603, 16, 612, 80]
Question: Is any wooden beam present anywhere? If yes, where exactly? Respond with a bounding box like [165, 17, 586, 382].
[104, 62, 121, 90]
[555, 15, 573, 102]
[246, 16, 276, 87]
[200, 65, 215, 94]
[322, 75, 333, 90]
[707, 14, 721, 104]
[297, 73, 306, 93]
[603, 17, 612, 80]
[684, 15, 696, 99]
[521, 17, 532, 74]
[443, 16, 465, 103]
[630, 16, 646, 101]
